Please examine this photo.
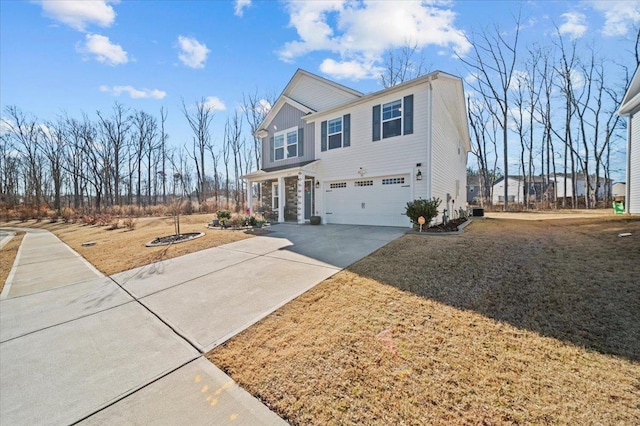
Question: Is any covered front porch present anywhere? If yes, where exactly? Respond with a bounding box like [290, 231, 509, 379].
[243, 162, 319, 224]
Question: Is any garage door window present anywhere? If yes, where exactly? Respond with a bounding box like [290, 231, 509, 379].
[382, 177, 405, 185]
[355, 180, 373, 187]
[330, 182, 347, 188]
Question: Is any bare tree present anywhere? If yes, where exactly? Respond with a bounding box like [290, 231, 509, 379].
[459, 11, 522, 209]
[97, 102, 131, 206]
[182, 98, 214, 203]
[380, 42, 430, 88]
[38, 118, 66, 214]
[2, 106, 44, 215]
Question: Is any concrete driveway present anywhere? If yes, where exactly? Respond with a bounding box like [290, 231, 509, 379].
[0, 224, 403, 424]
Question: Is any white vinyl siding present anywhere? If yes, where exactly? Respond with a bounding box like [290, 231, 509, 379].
[429, 78, 468, 215]
[629, 112, 640, 213]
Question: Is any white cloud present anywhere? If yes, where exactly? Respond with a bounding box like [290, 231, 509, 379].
[591, 1, 640, 36]
[100, 85, 166, 99]
[558, 12, 588, 40]
[201, 96, 226, 112]
[277, 0, 470, 81]
[38, 0, 117, 32]
[319, 58, 381, 81]
[177, 36, 210, 69]
[234, 0, 251, 17]
[256, 99, 271, 115]
[78, 33, 128, 65]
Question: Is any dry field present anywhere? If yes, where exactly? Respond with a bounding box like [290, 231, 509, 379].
[208, 216, 640, 425]
[0, 214, 255, 276]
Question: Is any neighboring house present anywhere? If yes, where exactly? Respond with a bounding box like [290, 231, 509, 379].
[243, 69, 470, 227]
[467, 175, 481, 204]
[618, 64, 640, 214]
[551, 174, 610, 200]
[612, 182, 626, 200]
[492, 175, 553, 205]
[492, 176, 525, 204]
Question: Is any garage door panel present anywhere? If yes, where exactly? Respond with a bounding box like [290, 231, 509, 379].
[324, 175, 411, 227]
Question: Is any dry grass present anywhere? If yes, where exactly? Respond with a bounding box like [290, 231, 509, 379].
[0, 214, 256, 276]
[0, 231, 25, 293]
[208, 217, 640, 425]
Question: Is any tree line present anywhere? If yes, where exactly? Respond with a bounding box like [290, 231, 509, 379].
[462, 14, 638, 209]
[0, 92, 273, 219]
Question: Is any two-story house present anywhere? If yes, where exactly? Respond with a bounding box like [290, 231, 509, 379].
[243, 69, 470, 227]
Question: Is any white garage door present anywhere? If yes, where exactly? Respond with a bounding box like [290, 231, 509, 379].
[324, 175, 411, 227]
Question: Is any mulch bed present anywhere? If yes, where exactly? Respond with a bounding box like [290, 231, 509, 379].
[146, 232, 204, 247]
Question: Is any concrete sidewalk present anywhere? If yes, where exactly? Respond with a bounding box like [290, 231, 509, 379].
[0, 224, 403, 425]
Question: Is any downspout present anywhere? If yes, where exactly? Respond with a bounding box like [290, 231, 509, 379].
[626, 112, 632, 214]
[426, 75, 433, 200]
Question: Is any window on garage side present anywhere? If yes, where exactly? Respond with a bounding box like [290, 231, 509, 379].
[321, 114, 350, 151]
[382, 99, 402, 138]
[372, 94, 414, 141]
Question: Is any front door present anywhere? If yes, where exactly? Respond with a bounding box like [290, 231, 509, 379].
[304, 179, 314, 220]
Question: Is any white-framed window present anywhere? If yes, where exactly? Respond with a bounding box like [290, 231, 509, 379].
[273, 127, 298, 161]
[382, 99, 402, 138]
[328, 117, 342, 150]
[274, 134, 284, 161]
[272, 182, 279, 209]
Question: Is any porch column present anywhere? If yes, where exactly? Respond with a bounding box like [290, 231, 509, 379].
[297, 173, 305, 224]
[277, 176, 285, 222]
[246, 180, 252, 215]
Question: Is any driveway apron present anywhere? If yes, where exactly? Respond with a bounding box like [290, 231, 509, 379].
[0, 224, 403, 424]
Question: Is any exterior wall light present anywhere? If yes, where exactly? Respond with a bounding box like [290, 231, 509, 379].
[416, 170, 423, 180]
[315, 181, 320, 189]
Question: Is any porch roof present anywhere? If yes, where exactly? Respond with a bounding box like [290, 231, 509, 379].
[242, 160, 320, 182]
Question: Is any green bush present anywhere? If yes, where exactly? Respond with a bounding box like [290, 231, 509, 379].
[216, 209, 232, 220]
[405, 197, 441, 226]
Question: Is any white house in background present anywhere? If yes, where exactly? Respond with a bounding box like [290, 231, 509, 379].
[618, 64, 640, 214]
[612, 182, 626, 199]
[551, 174, 610, 200]
[243, 69, 470, 227]
[492, 176, 525, 204]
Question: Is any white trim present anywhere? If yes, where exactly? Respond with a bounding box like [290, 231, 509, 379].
[272, 182, 280, 212]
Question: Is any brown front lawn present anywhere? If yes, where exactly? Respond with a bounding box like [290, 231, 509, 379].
[208, 217, 640, 425]
[0, 214, 256, 276]
[0, 231, 25, 293]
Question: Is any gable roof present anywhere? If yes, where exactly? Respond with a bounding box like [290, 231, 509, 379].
[619, 64, 640, 115]
[256, 69, 363, 135]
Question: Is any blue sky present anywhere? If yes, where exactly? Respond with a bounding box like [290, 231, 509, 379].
[1, 0, 639, 177]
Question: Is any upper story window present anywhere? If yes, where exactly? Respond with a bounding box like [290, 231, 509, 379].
[321, 114, 350, 152]
[382, 100, 402, 138]
[328, 118, 343, 150]
[272, 127, 299, 161]
[372, 94, 413, 141]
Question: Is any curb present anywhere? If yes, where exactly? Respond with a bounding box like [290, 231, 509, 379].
[405, 218, 473, 236]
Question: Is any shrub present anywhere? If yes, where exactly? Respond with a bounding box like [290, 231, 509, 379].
[227, 214, 245, 228]
[123, 216, 136, 230]
[107, 218, 120, 230]
[405, 197, 442, 227]
[216, 209, 232, 220]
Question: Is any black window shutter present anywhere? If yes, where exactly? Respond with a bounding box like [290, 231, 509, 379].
[343, 114, 350, 147]
[298, 127, 304, 157]
[403, 95, 413, 135]
[372, 105, 381, 141]
[269, 136, 274, 162]
[321, 120, 327, 151]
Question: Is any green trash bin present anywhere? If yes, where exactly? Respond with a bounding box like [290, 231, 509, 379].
[613, 201, 625, 214]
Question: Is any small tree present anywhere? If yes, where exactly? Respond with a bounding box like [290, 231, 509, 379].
[405, 198, 442, 227]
